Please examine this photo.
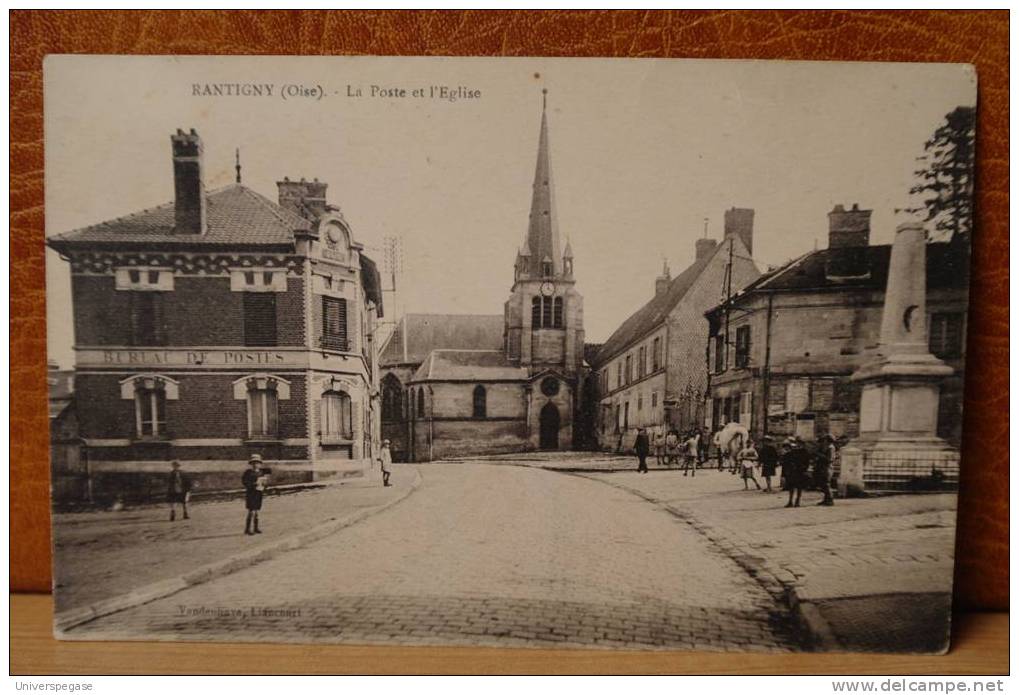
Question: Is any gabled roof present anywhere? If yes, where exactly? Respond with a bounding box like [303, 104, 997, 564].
[47, 184, 311, 251]
[707, 240, 970, 317]
[593, 251, 716, 367]
[411, 349, 529, 383]
[380, 313, 505, 366]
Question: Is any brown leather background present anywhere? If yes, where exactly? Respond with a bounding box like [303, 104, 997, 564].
[10, 10, 1008, 610]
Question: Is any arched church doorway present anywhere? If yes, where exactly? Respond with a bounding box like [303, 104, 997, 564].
[539, 402, 560, 450]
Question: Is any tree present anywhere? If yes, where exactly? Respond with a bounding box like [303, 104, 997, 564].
[909, 106, 976, 243]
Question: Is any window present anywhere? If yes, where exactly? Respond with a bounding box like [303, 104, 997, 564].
[623, 402, 630, 429]
[651, 392, 658, 409]
[616, 362, 622, 389]
[322, 391, 352, 439]
[116, 267, 173, 291]
[735, 325, 751, 368]
[417, 389, 425, 418]
[382, 376, 403, 422]
[322, 296, 348, 350]
[472, 385, 487, 418]
[637, 393, 643, 411]
[625, 354, 633, 384]
[638, 346, 647, 378]
[929, 312, 964, 359]
[130, 292, 164, 346]
[542, 261, 553, 277]
[652, 337, 661, 371]
[134, 382, 166, 437]
[244, 293, 277, 347]
[532, 296, 564, 329]
[713, 334, 725, 373]
[248, 381, 279, 438]
[614, 404, 621, 433]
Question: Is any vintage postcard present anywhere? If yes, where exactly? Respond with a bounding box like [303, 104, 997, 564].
[45, 55, 975, 652]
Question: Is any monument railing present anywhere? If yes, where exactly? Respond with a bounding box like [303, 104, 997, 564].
[860, 449, 960, 492]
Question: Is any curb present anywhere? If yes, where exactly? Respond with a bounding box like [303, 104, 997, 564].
[564, 471, 838, 651]
[55, 468, 423, 634]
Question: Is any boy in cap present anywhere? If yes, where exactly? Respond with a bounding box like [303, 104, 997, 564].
[242, 454, 265, 535]
[378, 440, 393, 487]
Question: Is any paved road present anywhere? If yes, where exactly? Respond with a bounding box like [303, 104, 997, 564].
[68, 464, 797, 650]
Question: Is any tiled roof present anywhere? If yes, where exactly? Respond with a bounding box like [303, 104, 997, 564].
[712, 240, 970, 314]
[411, 349, 529, 382]
[380, 313, 505, 366]
[592, 253, 714, 367]
[47, 184, 311, 250]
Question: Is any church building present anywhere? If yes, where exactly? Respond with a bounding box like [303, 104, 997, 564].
[380, 92, 585, 462]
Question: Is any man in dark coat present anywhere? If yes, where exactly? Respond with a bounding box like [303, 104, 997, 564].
[781, 437, 811, 508]
[242, 454, 265, 535]
[167, 460, 192, 521]
[634, 428, 650, 474]
[758, 436, 780, 492]
[814, 434, 836, 506]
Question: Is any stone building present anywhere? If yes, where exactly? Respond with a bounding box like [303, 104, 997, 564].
[590, 210, 760, 450]
[704, 204, 969, 446]
[47, 129, 384, 503]
[379, 93, 585, 462]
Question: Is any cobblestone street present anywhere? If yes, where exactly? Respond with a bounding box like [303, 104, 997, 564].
[578, 464, 957, 651]
[65, 463, 798, 651]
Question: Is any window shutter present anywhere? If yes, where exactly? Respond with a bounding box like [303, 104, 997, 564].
[244, 293, 278, 347]
[322, 296, 348, 350]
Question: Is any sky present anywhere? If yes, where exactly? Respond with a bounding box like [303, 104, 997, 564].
[44, 56, 975, 368]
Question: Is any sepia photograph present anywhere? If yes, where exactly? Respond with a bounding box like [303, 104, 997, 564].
[43, 54, 976, 653]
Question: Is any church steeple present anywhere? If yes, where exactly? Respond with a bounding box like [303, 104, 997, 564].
[522, 89, 563, 279]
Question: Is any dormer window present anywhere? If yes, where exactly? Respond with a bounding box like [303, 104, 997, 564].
[542, 261, 553, 277]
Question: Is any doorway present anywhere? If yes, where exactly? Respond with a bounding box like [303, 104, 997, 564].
[540, 402, 560, 450]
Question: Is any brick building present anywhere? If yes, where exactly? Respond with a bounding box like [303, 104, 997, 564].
[705, 204, 969, 446]
[48, 129, 384, 502]
[379, 92, 585, 461]
[590, 210, 761, 450]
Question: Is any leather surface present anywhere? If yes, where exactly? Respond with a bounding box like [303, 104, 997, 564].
[10, 10, 1008, 609]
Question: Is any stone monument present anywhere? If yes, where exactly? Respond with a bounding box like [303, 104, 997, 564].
[840, 221, 957, 495]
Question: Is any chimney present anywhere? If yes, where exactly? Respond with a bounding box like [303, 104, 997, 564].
[171, 128, 206, 235]
[723, 207, 754, 256]
[277, 177, 329, 222]
[655, 260, 671, 296]
[826, 204, 872, 279]
[695, 237, 718, 261]
[828, 203, 871, 248]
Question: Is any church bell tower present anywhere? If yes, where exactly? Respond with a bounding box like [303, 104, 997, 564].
[504, 89, 585, 377]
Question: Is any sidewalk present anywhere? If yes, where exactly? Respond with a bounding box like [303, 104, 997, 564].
[575, 466, 958, 652]
[53, 467, 417, 615]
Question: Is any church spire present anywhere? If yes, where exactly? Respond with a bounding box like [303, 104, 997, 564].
[522, 88, 563, 279]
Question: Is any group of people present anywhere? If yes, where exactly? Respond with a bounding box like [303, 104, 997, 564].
[164, 439, 398, 536]
[631, 425, 842, 508]
[633, 427, 707, 475]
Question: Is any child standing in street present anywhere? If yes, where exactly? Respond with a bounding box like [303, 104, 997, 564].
[739, 440, 762, 490]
